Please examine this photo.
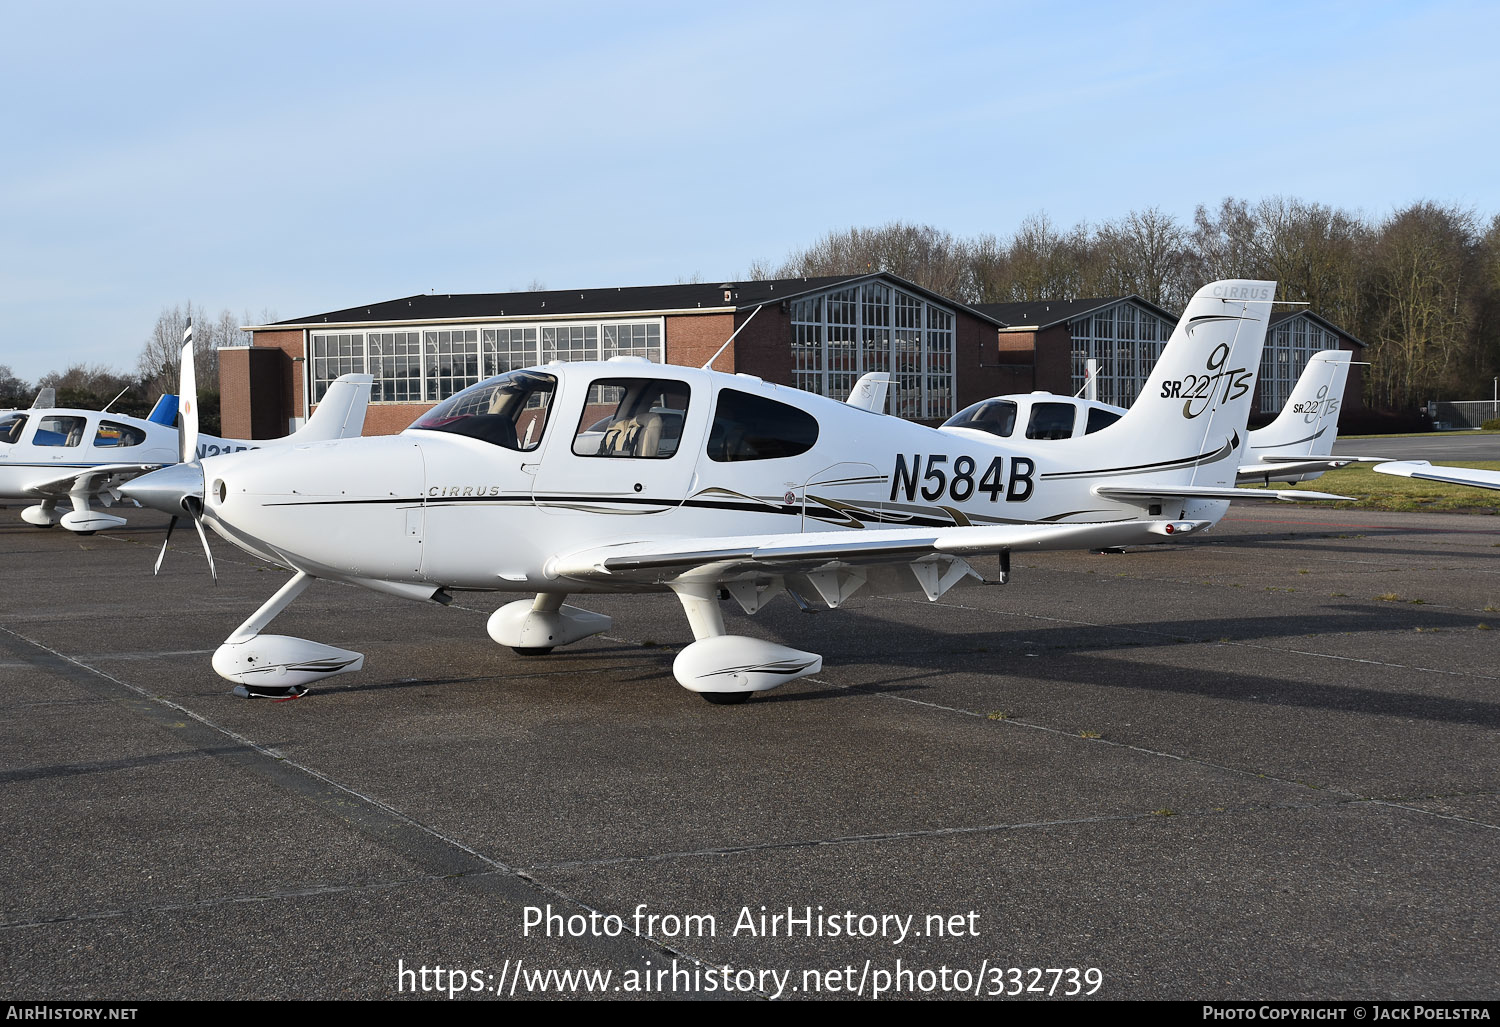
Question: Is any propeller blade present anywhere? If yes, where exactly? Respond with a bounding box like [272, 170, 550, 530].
[178, 320, 198, 465]
[191, 513, 217, 585]
[153, 516, 178, 576]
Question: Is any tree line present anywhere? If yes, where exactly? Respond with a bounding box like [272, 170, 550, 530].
[750, 198, 1500, 411]
[0, 304, 272, 436]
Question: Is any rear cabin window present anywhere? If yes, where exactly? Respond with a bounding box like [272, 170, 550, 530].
[571, 378, 690, 459]
[0, 414, 26, 445]
[942, 399, 1017, 438]
[35, 415, 86, 447]
[409, 370, 556, 451]
[95, 420, 147, 448]
[707, 389, 819, 462]
[1085, 407, 1122, 434]
[1026, 402, 1076, 440]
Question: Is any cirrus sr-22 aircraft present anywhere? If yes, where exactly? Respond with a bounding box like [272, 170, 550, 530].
[0, 332, 374, 533]
[122, 280, 1349, 705]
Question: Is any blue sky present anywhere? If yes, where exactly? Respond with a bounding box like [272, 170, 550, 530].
[2, 0, 1495, 383]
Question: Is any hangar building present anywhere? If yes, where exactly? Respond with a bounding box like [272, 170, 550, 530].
[221, 277, 1364, 437]
[975, 297, 1365, 416]
[221, 274, 1017, 438]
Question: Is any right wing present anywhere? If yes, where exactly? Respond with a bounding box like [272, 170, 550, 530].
[1373, 461, 1500, 491]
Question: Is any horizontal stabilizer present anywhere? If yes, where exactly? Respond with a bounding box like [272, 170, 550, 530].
[1373, 461, 1500, 491]
[1094, 483, 1352, 503]
[1237, 458, 1353, 479]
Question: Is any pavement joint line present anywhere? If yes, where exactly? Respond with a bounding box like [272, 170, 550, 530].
[522, 799, 1350, 873]
[1366, 800, 1500, 833]
[0, 622, 723, 981]
[876, 594, 1500, 683]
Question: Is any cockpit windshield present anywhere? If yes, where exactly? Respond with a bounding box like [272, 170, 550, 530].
[408, 370, 556, 451]
[943, 399, 1017, 438]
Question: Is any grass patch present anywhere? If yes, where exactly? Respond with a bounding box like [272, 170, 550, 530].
[1079, 729, 1102, 739]
[1248, 460, 1500, 513]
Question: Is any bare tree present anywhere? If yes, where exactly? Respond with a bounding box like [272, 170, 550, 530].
[1365, 202, 1478, 408]
[0, 364, 32, 407]
[137, 302, 233, 399]
[1094, 207, 1192, 308]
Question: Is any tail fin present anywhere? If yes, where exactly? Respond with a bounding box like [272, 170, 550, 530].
[147, 394, 179, 426]
[846, 372, 891, 412]
[288, 373, 373, 442]
[1247, 349, 1351, 458]
[1038, 280, 1277, 492]
[30, 388, 55, 410]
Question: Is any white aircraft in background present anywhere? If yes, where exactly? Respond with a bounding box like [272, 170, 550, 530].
[0, 338, 374, 534]
[123, 280, 1349, 704]
[942, 349, 1362, 485]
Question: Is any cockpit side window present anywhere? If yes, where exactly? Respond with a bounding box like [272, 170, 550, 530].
[95, 420, 147, 448]
[942, 399, 1017, 438]
[0, 414, 26, 445]
[35, 415, 86, 447]
[571, 378, 690, 458]
[409, 370, 556, 451]
[1026, 402, 1076, 440]
[1085, 407, 1122, 434]
[707, 388, 819, 462]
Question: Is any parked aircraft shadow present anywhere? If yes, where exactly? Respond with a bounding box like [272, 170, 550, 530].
[720, 602, 1500, 726]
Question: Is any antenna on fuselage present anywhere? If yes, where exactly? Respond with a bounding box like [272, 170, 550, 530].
[701, 304, 762, 371]
[101, 386, 130, 413]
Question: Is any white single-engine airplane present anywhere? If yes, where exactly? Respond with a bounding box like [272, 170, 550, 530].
[123, 280, 1349, 704]
[0, 344, 373, 534]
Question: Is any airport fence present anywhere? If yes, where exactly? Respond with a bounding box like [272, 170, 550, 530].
[1428, 400, 1500, 429]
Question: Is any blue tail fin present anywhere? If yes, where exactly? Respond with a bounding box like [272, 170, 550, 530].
[147, 394, 179, 426]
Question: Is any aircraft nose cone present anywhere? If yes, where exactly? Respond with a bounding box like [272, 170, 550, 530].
[121, 462, 205, 515]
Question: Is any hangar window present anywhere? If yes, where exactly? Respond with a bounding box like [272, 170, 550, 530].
[1069, 301, 1176, 407]
[94, 421, 147, 448]
[1026, 402, 1076, 440]
[707, 389, 818, 462]
[942, 399, 1017, 438]
[1259, 316, 1341, 412]
[0, 414, 26, 445]
[409, 370, 556, 451]
[572, 378, 690, 458]
[791, 282, 955, 419]
[368, 331, 423, 403]
[312, 320, 662, 406]
[34, 415, 86, 447]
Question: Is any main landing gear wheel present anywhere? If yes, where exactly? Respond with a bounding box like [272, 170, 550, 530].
[510, 646, 554, 656]
[699, 691, 752, 706]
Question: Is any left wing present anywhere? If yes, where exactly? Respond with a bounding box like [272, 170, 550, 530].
[549, 519, 1195, 601]
[23, 463, 164, 499]
[1373, 461, 1500, 491]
